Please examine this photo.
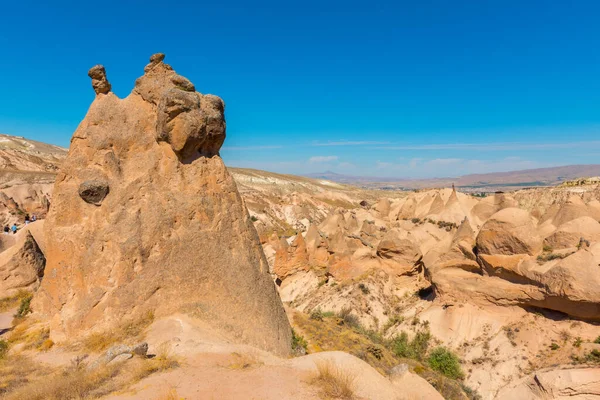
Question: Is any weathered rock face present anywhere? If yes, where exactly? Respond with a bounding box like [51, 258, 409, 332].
[33, 54, 292, 356]
[476, 208, 542, 256]
[496, 367, 600, 399]
[0, 231, 45, 298]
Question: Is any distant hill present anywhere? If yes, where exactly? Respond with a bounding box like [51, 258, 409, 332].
[307, 164, 600, 191]
[0, 133, 67, 173]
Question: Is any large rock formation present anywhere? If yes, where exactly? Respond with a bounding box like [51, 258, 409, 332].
[32, 54, 292, 356]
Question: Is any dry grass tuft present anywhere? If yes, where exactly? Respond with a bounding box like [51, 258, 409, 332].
[5, 319, 51, 351]
[0, 342, 180, 399]
[2, 362, 122, 400]
[131, 342, 180, 382]
[81, 310, 155, 352]
[227, 351, 263, 370]
[312, 360, 355, 399]
[0, 291, 31, 313]
[156, 384, 182, 400]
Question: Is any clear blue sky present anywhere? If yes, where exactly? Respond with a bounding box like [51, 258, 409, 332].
[1, 1, 599, 178]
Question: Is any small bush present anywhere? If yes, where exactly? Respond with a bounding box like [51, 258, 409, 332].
[391, 329, 431, 361]
[15, 294, 33, 318]
[310, 308, 325, 321]
[428, 347, 463, 379]
[366, 345, 383, 360]
[338, 308, 361, 330]
[0, 291, 31, 313]
[461, 383, 482, 400]
[312, 361, 355, 399]
[249, 215, 259, 222]
[382, 315, 404, 333]
[594, 336, 600, 344]
[586, 349, 600, 363]
[573, 337, 583, 348]
[358, 283, 370, 295]
[550, 343, 560, 350]
[291, 329, 308, 354]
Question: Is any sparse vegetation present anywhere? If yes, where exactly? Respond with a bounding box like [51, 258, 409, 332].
[427, 347, 463, 379]
[391, 329, 431, 361]
[0, 291, 32, 313]
[573, 337, 583, 348]
[536, 251, 573, 264]
[312, 361, 355, 399]
[382, 315, 404, 333]
[14, 293, 33, 319]
[586, 349, 600, 363]
[228, 351, 263, 370]
[81, 310, 155, 352]
[594, 336, 600, 344]
[559, 329, 570, 342]
[358, 283, 370, 294]
[0, 344, 179, 400]
[291, 328, 308, 355]
[550, 342, 560, 350]
[460, 383, 483, 400]
[0, 340, 8, 359]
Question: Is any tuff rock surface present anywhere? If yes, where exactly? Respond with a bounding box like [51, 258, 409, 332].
[33, 54, 291, 356]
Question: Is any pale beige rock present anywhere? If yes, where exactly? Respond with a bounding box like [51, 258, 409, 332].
[376, 230, 422, 275]
[0, 231, 45, 298]
[497, 367, 600, 399]
[32, 54, 291, 356]
[476, 208, 542, 255]
[544, 216, 600, 250]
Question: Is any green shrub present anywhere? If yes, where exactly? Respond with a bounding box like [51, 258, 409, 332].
[573, 337, 583, 348]
[338, 307, 361, 330]
[291, 329, 308, 354]
[461, 383, 482, 400]
[358, 283, 370, 294]
[594, 336, 600, 344]
[550, 343, 560, 350]
[15, 294, 33, 318]
[427, 347, 463, 379]
[391, 329, 431, 361]
[585, 349, 600, 363]
[310, 308, 324, 321]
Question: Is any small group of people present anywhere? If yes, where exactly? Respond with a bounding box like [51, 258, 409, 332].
[2, 214, 38, 235]
[3, 224, 18, 234]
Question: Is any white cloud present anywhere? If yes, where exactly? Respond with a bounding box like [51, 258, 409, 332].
[409, 158, 422, 169]
[309, 155, 339, 163]
[221, 145, 283, 150]
[370, 140, 600, 152]
[425, 158, 463, 166]
[311, 141, 390, 146]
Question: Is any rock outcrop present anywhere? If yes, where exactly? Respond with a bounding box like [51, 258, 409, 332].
[33, 54, 291, 356]
[0, 230, 45, 298]
[496, 367, 600, 399]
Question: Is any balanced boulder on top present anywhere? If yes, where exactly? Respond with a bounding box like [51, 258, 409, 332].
[33, 54, 292, 356]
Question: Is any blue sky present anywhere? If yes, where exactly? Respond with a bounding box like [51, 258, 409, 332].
[1, 1, 599, 178]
